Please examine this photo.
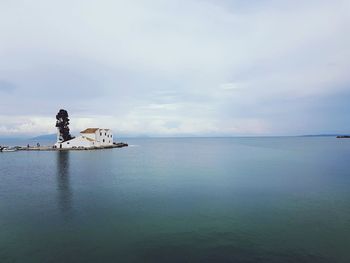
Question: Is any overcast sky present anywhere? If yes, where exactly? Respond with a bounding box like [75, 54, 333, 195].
[0, 0, 349, 137]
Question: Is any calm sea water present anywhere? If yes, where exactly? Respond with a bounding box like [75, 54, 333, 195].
[0, 137, 349, 262]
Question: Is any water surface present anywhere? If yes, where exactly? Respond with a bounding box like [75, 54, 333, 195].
[0, 137, 350, 262]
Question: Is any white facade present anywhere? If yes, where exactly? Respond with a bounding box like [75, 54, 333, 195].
[55, 128, 114, 149]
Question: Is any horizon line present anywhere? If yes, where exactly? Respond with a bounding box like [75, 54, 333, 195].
[0, 134, 347, 140]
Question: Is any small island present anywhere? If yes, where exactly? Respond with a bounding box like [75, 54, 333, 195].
[336, 135, 350, 139]
[17, 142, 128, 151]
[1, 109, 128, 152]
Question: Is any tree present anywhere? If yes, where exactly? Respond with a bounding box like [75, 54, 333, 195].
[56, 109, 73, 142]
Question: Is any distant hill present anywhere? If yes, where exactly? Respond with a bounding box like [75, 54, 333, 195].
[0, 134, 56, 146]
[299, 134, 349, 137]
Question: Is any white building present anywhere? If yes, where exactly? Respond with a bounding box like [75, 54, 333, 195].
[55, 128, 113, 149]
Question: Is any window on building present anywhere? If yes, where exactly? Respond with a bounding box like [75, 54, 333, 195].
[100, 132, 102, 136]
[103, 139, 105, 143]
[67, 142, 70, 144]
[105, 133, 107, 136]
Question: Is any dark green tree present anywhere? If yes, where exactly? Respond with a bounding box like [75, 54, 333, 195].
[56, 109, 73, 142]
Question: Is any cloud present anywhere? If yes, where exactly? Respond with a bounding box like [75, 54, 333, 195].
[0, 115, 54, 136]
[0, 0, 349, 136]
[0, 80, 16, 93]
[220, 83, 243, 91]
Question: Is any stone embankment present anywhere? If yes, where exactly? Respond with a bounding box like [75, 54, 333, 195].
[17, 142, 128, 151]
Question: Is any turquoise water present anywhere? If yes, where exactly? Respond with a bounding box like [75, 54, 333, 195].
[0, 137, 350, 262]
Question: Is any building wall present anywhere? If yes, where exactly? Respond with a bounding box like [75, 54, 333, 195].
[95, 129, 113, 146]
[55, 136, 93, 149]
[83, 133, 96, 140]
[55, 128, 113, 149]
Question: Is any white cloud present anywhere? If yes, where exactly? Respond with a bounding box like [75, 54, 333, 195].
[0, 0, 349, 136]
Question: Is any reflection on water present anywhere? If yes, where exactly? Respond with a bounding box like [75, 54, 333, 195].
[56, 151, 72, 217]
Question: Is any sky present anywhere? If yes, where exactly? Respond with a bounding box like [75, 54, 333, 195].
[0, 0, 349, 137]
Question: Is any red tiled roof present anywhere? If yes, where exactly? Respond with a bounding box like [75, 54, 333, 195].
[80, 128, 99, 134]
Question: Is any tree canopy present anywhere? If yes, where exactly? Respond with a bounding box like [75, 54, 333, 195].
[56, 109, 73, 142]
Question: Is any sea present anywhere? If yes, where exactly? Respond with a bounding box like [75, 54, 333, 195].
[0, 137, 349, 262]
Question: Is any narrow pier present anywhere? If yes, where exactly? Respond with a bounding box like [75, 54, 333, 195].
[15, 143, 128, 151]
